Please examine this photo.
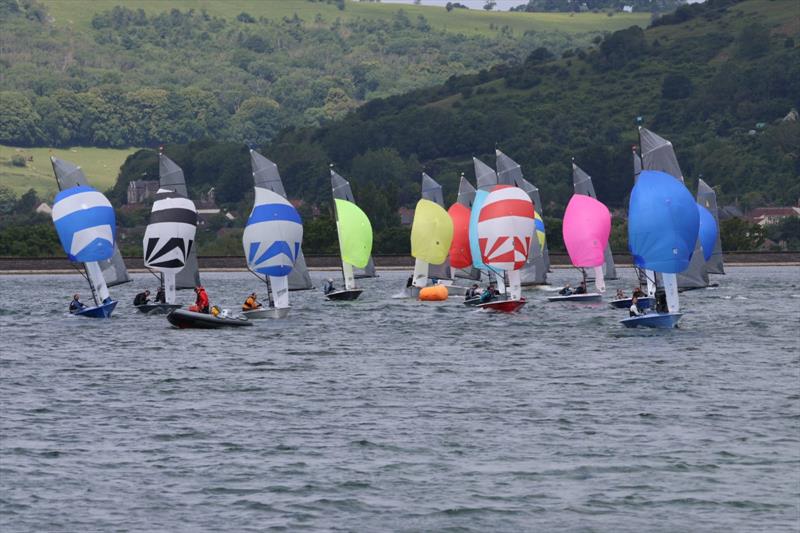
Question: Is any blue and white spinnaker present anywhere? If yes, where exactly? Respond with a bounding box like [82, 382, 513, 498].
[243, 186, 303, 312]
[52, 185, 117, 316]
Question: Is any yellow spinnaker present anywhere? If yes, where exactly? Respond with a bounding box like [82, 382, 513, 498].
[334, 198, 373, 269]
[411, 199, 454, 265]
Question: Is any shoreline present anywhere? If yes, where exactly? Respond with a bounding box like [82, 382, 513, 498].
[0, 252, 797, 275]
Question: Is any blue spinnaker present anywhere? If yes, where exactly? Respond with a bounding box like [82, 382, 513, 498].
[697, 203, 718, 262]
[52, 186, 116, 262]
[468, 189, 489, 270]
[628, 170, 699, 273]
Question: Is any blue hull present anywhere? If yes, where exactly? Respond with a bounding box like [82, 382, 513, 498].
[73, 300, 117, 318]
[620, 312, 682, 329]
[609, 296, 653, 309]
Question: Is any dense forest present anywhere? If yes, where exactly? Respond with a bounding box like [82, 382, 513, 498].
[0, 0, 798, 256]
[0, 0, 625, 147]
[107, 0, 798, 211]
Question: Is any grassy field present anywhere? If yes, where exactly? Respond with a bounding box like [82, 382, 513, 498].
[0, 146, 138, 199]
[41, 0, 650, 37]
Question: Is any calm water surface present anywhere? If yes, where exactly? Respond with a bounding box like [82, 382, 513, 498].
[1, 267, 798, 531]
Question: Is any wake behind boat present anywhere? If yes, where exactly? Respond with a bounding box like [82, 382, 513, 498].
[167, 309, 252, 329]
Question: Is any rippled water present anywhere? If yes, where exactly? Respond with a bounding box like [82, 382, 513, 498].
[1, 266, 799, 531]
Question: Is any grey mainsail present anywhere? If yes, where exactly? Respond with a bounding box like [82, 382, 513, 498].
[159, 154, 201, 289]
[473, 157, 499, 189]
[250, 149, 314, 290]
[638, 127, 709, 289]
[495, 150, 548, 285]
[50, 157, 130, 287]
[421, 172, 451, 280]
[697, 178, 725, 275]
[639, 127, 684, 182]
[572, 162, 617, 280]
[453, 175, 481, 281]
[331, 170, 376, 278]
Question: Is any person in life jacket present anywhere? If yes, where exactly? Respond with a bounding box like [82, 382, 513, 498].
[242, 292, 262, 311]
[191, 286, 210, 313]
[69, 294, 86, 313]
[133, 290, 150, 306]
[154, 286, 166, 303]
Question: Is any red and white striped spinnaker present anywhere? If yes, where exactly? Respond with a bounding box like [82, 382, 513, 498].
[477, 185, 536, 300]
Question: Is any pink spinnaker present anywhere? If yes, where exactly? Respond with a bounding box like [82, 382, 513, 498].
[562, 194, 611, 291]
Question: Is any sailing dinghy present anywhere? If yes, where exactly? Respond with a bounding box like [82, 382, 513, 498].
[621, 170, 699, 329]
[548, 191, 611, 304]
[474, 184, 537, 313]
[138, 187, 198, 314]
[496, 150, 548, 286]
[328, 170, 373, 301]
[242, 149, 304, 318]
[51, 157, 130, 287]
[52, 185, 119, 318]
[166, 309, 253, 329]
[406, 173, 454, 299]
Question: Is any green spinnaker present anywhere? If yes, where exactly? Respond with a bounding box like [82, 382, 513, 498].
[334, 198, 373, 269]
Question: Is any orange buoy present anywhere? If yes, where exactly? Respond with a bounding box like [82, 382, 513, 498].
[418, 284, 448, 301]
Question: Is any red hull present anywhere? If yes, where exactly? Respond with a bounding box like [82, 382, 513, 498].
[477, 298, 526, 313]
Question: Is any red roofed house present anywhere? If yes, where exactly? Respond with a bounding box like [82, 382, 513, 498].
[747, 207, 800, 227]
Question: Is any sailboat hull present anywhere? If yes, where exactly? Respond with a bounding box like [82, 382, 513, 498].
[609, 297, 653, 309]
[73, 300, 117, 318]
[477, 298, 526, 313]
[325, 289, 364, 301]
[243, 307, 290, 319]
[620, 312, 682, 329]
[135, 303, 181, 315]
[166, 309, 253, 329]
[547, 293, 603, 303]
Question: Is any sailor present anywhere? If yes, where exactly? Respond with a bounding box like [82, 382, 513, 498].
[323, 278, 336, 295]
[488, 281, 500, 296]
[69, 294, 86, 313]
[632, 286, 645, 298]
[154, 286, 166, 303]
[406, 276, 413, 288]
[558, 283, 573, 296]
[192, 286, 210, 314]
[133, 290, 150, 306]
[479, 285, 495, 303]
[242, 292, 262, 311]
[630, 296, 644, 317]
[655, 290, 668, 313]
[465, 283, 479, 300]
[573, 281, 588, 295]
[615, 289, 625, 299]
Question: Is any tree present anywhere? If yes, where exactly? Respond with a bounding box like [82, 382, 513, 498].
[719, 218, 764, 251]
[661, 73, 693, 100]
[484, 1, 497, 10]
[737, 23, 770, 59]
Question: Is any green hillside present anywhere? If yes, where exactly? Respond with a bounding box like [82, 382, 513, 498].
[40, 0, 650, 37]
[259, 0, 799, 211]
[0, 0, 648, 151]
[0, 145, 137, 197]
